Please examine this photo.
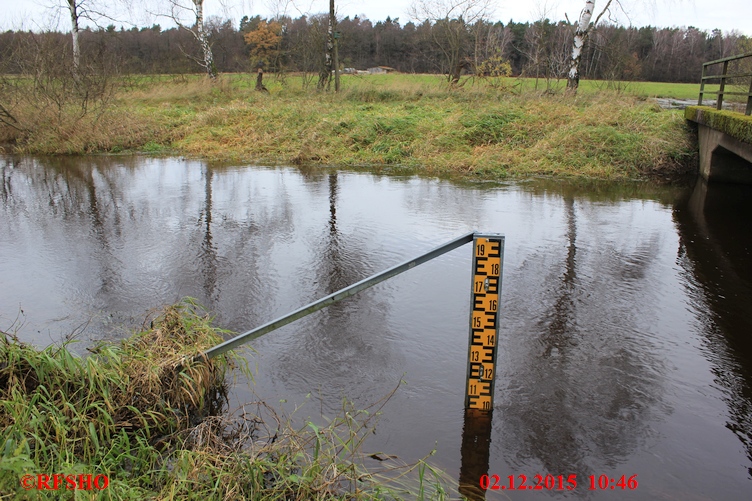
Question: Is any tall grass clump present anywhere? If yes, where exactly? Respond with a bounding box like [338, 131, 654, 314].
[0, 300, 230, 493]
[0, 299, 451, 499]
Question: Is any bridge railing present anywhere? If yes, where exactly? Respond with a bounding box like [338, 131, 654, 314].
[698, 52, 752, 115]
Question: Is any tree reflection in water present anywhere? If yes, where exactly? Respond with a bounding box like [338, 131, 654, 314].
[494, 189, 669, 484]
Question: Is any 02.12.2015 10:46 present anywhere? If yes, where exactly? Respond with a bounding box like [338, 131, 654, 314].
[479, 473, 638, 491]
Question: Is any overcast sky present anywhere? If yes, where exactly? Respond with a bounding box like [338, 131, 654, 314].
[2, 0, 750, 36]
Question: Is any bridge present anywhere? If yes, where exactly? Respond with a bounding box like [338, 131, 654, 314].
[685, 52, 752, 184]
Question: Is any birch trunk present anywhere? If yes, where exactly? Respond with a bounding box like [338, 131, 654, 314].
[66, 0, 81, 73]
[194, 0, 217, 79]
[567, 0, 595, 92]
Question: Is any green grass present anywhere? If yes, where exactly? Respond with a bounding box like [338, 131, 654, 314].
[203, 73, 711, 100]
[0, 299, 452, 500]
[1, 73, 701, 181]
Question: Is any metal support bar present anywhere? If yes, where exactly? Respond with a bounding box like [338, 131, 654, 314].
[701, 71, 752, 81]
[703, 91, 752, 97]
[198, 231, 477, 361]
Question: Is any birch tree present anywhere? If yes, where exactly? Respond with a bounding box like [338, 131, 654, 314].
[164, 0, 217, 79]
[66, 0, 82, 72]
[566, 0, 616, 92]
[56, 0, 126, 74]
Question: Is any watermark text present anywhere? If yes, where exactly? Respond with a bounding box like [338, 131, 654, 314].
[20, 474, 109, 491]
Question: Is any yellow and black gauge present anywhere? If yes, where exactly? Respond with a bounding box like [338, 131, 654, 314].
[465, 235, 504, 411]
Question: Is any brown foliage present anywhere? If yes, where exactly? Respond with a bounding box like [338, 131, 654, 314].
[244, 20, 283, 68]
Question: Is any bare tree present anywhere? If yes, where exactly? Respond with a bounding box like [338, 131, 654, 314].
[547, 22, 574, 85]
[161, 0, 218, 78]
[284, 14, 329, 88]
[475, 21, 513, 64]
[523, 20, 547, 88]
[54, 0, 128, 74]
[409, 0, 493, 85]
[0, 30, 121, 147]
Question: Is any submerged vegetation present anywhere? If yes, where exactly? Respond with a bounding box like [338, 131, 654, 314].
[0, 74, 699, 181]
[0, 300, 449, 499]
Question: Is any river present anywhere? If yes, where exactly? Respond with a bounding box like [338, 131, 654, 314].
[1, 155, 750, 499]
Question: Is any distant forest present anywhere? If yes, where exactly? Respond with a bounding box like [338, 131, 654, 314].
[1, 14, 749, 83]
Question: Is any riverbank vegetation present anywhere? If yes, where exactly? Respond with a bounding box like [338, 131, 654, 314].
[0, 73, 698, 181]
[4, 3, 749, 181]
[0, 300, 449, 499]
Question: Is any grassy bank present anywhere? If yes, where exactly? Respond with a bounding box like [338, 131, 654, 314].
[0, 300, 448, 500]
[1, 74, 698, 181]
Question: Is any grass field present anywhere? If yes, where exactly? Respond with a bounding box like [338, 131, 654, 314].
[1, 73, 702, 181]
[123, 72, 713, 100]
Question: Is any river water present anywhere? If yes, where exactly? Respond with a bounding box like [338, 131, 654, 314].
[1, 156, 751, 498]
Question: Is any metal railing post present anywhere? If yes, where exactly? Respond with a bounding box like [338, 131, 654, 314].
[717, 60, 729, 111]
[698, 63, 707, 106]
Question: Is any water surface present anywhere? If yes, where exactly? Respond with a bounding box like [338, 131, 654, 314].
[1, 156, 750, 498]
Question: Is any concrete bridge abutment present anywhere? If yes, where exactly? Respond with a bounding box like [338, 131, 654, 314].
[686, 106, 752, 185]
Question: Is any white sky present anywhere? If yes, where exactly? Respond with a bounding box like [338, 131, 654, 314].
[2, 0, 751, 36]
